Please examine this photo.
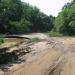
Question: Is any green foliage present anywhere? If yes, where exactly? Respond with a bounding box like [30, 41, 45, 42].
[0, 38, 4, 45]
[31, 8, 54, 32]
[0, 0, 54, 34]
[54, 1, 75, 35]
[48, 31, 63, 37]
[0, 0, 22, 33]
[30, 38, 40, 44]
[9, 18, 32, 34]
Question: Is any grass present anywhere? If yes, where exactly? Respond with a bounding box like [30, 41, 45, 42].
[48, 31, 63, 37]
[4, 38, 22, 43]
[0, 38, 24, 45]
[0, 38, 4, 45]
[30, 38, 40, 44]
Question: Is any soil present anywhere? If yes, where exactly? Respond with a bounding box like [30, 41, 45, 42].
[0, 33, 75, 75]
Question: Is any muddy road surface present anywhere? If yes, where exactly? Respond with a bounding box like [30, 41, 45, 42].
[1, 33, 75, 75]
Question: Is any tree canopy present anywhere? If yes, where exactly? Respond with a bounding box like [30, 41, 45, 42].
[0, 0, 54, 34]
[54, 1, 75, 35]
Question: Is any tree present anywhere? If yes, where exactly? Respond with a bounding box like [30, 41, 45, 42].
[54, 1, 75, 35]
[0, 0, 54, 34]
[0, 0, 22, 33]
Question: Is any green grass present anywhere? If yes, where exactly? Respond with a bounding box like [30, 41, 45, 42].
[48, 31, 63, 37]
[0, 38, 4, 45]
[30, 38, 40, 44]
[0, 38, 23, 45]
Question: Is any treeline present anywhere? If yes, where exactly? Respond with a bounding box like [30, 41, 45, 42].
[1, 0, 75, 36]
[0, 0, 54, 34]
[53, 0, 75, 36]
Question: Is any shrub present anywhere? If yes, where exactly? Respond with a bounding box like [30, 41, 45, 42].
[48, 31, 63, 37]
[0, 38, 4, 45]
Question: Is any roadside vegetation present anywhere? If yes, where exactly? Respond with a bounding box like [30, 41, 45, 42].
[52, 0, 75, 36]
[30, 38, 40, 44]
[0, 38, 4, 45]
[48, 31, 63, 37]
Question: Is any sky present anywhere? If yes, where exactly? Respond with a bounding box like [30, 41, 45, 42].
[21, 0, 72, 16]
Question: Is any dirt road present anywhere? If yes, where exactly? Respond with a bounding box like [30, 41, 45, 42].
[1, 33, 75, 75]
[8, 49, 62, 75]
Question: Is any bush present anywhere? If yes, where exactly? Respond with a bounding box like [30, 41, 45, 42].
[48, 31, 63, 37]
[0, 38, 4, 45]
